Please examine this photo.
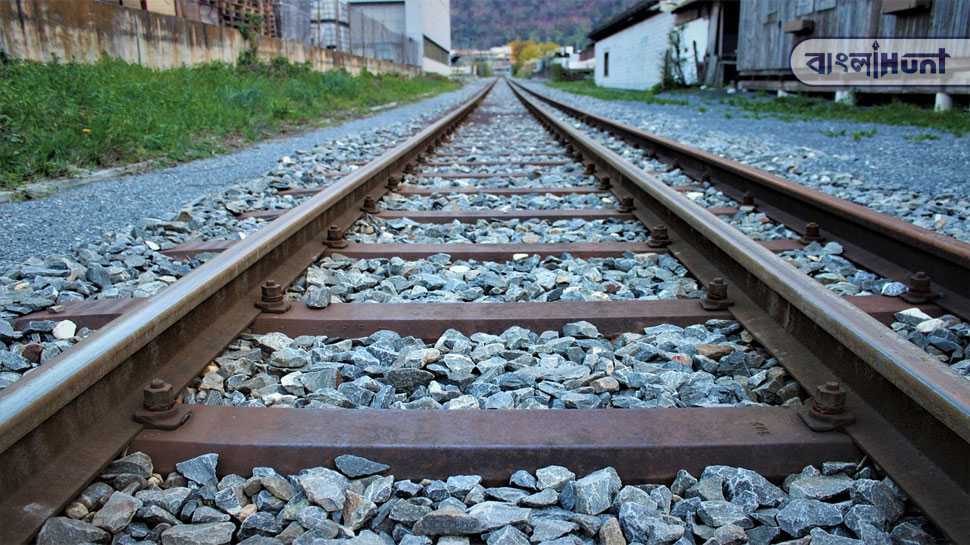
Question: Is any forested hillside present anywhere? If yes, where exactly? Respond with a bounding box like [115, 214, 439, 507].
[452, 0, 640, 49]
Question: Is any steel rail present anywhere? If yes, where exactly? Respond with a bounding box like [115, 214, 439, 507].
[509, 80, 970, 543]
[0, 81, 496, 544]
[514, 81, 970, 321]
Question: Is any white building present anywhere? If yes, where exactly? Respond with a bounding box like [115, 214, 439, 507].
[590, 1, 674, 91]
[589, 0, 735, 90]
[310, 0, 351, 51]
[348, 0, 451, 75]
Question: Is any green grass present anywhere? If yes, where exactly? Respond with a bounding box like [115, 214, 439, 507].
[546, 80, 688, 106]
[905, 132, 941, 142]
[721, 94, 970, 135]
[0, 57, 460, 189]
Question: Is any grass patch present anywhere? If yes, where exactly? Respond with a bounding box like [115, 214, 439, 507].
[905, 132, 941, 142]
[0, 57, 460, 189]
[722, 94, 970, 135]
[546, 80, 688, 106]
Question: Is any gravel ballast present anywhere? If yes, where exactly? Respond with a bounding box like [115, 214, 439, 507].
[184, 320, 795, 410]
[526, 81, 970, 244]
[379, 193, 617, 211]
[348, 218, 650, 245]
[294, 253, 698, 304]
[39, 450, 947, 545]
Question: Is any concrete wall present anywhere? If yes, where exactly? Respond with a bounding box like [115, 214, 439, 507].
[0, 0, 418, 77]
[674, 16, 709, 85]
[594, 12, 674, 91]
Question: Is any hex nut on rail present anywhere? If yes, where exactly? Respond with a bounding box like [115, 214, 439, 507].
[133, 379, 191, 431]
[700, 277, 734, 310]
[799, 381, 855, 432]
[256, 281, 291, 314]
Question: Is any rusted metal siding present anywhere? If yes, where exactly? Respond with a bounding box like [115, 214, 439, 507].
[0, 0, 419, 76]
[738, 0, 970, 75]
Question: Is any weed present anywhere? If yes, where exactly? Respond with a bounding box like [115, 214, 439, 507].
[822, 129, 847, 137]
[546, 80, 688, 106]
[851, 128, 877, 141]
[724, 94, 970, 135]
[906, 132, 941, 142]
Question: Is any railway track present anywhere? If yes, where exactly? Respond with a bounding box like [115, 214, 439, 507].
[1, 79, 968, 544]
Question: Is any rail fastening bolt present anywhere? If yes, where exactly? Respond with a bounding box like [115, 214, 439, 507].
[618, 197, 635, 213]
[584, 162, 596, 175]
[143, 378, 175, 412]
[701, 277, 734, 310]
[742, 192, 755, 207]
[387, 176, 401, 190]
[812, 382, 847, 416]
[362, 196, 378, 214]
[597, 176, 612, 190]
[326, 225, 348, 249]
[801, 222, 822, 243]
[256, 280, 291, 314]
[648, 225, 671, 248]
[903, 271, 937, 303]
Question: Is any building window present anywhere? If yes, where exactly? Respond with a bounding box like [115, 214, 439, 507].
[604, 52, 609, 77]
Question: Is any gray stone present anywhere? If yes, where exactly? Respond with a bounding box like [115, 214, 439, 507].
[890, 521, 935, 545]
[713, 524, 748, 545]
[176, 453, 219, 486]
[562, 321, 600, 339]
[776, 499, 843, 537]
[386, 368, 434, 391]
[618, 502, 684, 545]
[192, 506, 231, 523]
[572, 467, 621, 515]
[298, 468, 350, 511]
[103, 452, 153, 479]
[697, 501, 752, 529]
[531, 519, 578, 542]
[468, 501, 532, 531]
[305, 286, 332, 309]
[297, 506, 341, 536]
[388, 498, 429, 523]
[487, 525, 531, 545]
[135, 487, 191, 516]
[238, 537, 284, 545]
[536, 466, 576, 491]
[334, 454, 390, 478]
[787, 474, 853, 501]
[92, 492, 142, 533]
[160, 522, 236, 545]
[747, 525, 780, 545]
[520, 488, 559, 507]
[256, 468, 296, 501]
[37, 517, 110, 545]
[808, 528, 863, 545]
[238, 511, 280, 539]
[447, 474, 484, 497]
[700, 466, 786, 507]
[412, 506, 482, 535]
[487, 487, 530, 503]
[271, 347, 309, 369]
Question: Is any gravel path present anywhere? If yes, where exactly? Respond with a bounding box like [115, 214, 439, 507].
[0, 84, 483, 270]
[526, 81, 970, 243]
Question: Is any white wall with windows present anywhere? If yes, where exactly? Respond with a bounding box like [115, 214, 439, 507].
[594, 12, 674, 91]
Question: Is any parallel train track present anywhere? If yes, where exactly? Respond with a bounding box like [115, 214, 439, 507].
[1, 79, 968, 544]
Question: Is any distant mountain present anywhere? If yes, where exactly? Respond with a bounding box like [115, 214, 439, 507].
[451, 0, 642, 50]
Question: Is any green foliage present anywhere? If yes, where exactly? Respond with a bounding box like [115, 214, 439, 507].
[0, 58, 459, 188]
[722, 94, 970, 135]
[547, 80, 688, 106]
[821, 129, 846, 137]
[905, 132, 941, 142]
[851, 128, 877, 141]
[474, 61, 493, 77]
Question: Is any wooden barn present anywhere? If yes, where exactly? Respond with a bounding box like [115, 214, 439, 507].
[737, 0, 970, 105]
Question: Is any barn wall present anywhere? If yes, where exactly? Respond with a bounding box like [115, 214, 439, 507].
[738, 0, 970, 75]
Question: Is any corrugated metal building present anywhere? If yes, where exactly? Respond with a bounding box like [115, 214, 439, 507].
[738, 0, 970, 95]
